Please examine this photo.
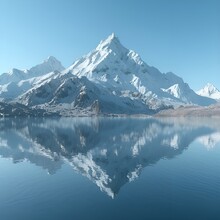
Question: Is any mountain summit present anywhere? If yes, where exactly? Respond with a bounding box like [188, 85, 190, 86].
[0, 56, 65, 101]
[96, 33, 128, 52]
[65, 33, 215, 108]
[0, 56, 64, 85]
[196, 83, 220, 100]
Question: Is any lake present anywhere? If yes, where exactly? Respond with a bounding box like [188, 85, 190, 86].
[0, 117, 220, 220]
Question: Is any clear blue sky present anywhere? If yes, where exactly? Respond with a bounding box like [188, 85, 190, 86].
[0, 0, 219, 90]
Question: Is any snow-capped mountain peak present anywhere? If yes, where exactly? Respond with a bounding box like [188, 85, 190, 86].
[65, 33, 135, 81]
[64, 33, 215, 108]
[162, 84, 182, 99]
[0, 56, 65, 101]
[43, 56, 64, 68]
[96, 34, 144, 66]
[0, 56, 64, 86]
[196, 83, 220, 100]
[28, 56, 64, 77]
[202, 83, 218, 93]
[45, 55, 59, 62]
[96, 33, 127, 53]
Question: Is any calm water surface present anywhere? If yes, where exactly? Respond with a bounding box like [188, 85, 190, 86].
[0, 117, 220, 220]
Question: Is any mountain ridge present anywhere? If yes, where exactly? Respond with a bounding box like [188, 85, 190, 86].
[0, 57, 65, 101]
[64, 33, 215, 108]
[0, 34, 217, 116]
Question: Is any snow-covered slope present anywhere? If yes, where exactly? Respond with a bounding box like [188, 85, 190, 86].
[18, 71, 153, 114]
[197, 132, 220, 150]
[65, 33, 215, 107]
[196, 83, 220, 100]
[0, 56, 64, 101]
[0, 56, 64, 85]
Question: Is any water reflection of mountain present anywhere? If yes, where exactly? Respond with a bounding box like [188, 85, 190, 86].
[0, 117, 219, 198]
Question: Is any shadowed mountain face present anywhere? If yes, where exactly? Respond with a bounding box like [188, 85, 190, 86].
[0, 117, 219, 198]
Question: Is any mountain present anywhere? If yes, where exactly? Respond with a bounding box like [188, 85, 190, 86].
[64, 33, 215, 108]
[18, 71, 153, 115]
[0, 56, 64, 101]
[0, 34, 216, 115]
[196, 83, 220, 100]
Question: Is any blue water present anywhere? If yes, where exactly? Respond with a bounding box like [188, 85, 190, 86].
[0, 117, 220, 220]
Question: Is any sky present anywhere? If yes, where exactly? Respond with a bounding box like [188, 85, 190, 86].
[0, 0, 219, 90]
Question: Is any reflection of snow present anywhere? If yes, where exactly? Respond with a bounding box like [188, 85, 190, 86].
[132, 136, 146, 157]
[0, 138, 8, 148]
[132, 144, 139, 156]
[162, 134, 179, 150]
[80, 135, 86, 147]
[1, 117, 219, 198]
[18, 144, 25, 152]
[197, 132, 220, 150]
[170, 134, 179, 149]
[127, 165, 142, 182]
[68, 153, 114, 198]
[100, 149, 107, 156]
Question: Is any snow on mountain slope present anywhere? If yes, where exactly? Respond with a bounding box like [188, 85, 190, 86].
[0, 57, 64, 101]
[18, 71, 153, 114]
[161, 82, 213, 105]
[196, 83, 220, 100]
[19, 72, 98, 106]
[65, 33, 215, 107]
[197, 132, 220, 150]
[27, 56, 65, 78]
[162, 84, 183, 99]
[0, 56, 64, 85]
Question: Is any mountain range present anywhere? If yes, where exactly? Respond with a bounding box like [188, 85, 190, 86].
[0, 34, 218, 116]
